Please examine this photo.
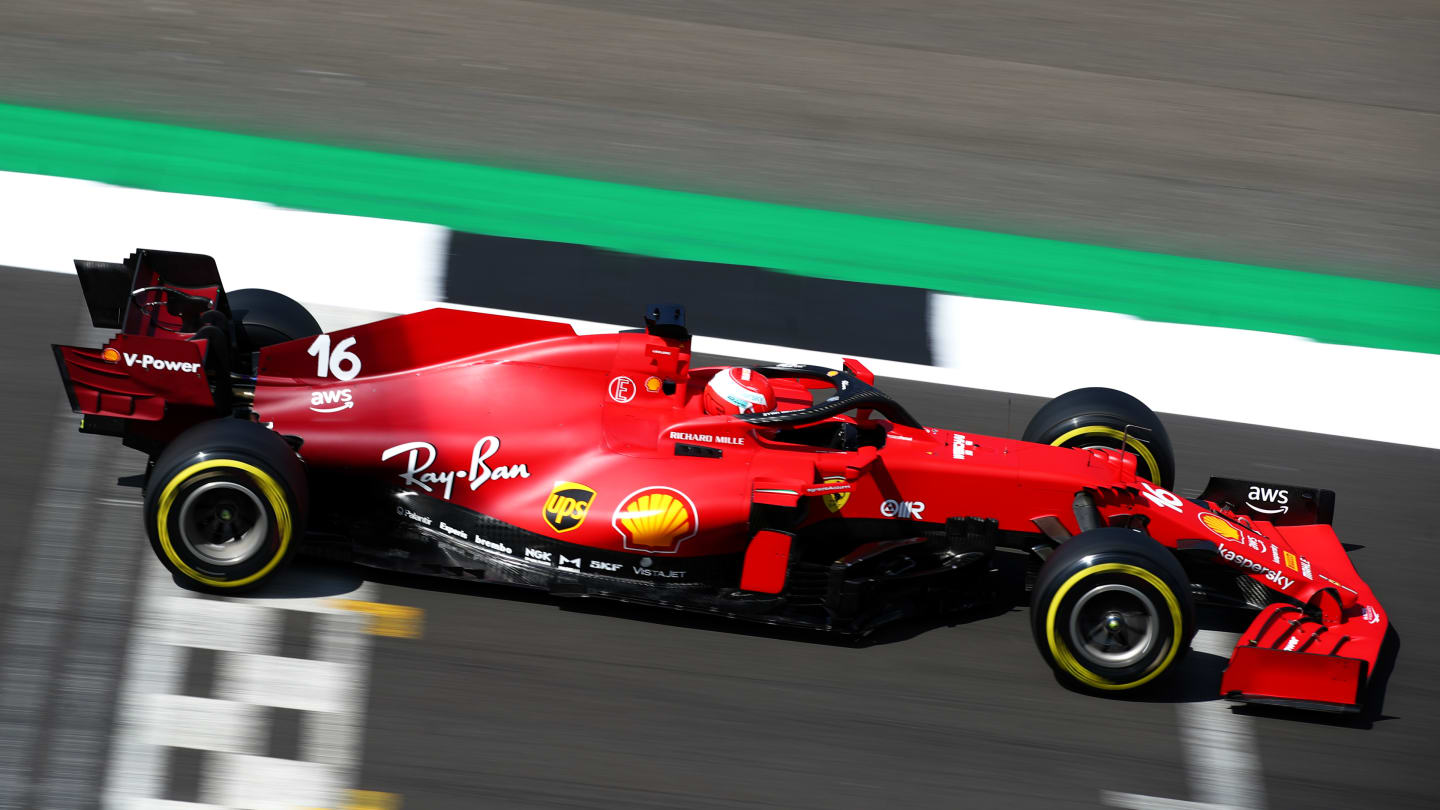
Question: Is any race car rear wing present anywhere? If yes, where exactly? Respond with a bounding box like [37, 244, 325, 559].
[75, 249, 229, 334]
[1199, 476, 1335, 526]
[55, 250, 233, 448]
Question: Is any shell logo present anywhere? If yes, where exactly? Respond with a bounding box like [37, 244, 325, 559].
[1198, 512, 1242, 543]
[612, 487, 698, 553]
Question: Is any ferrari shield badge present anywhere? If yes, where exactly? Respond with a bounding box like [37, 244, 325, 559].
[543, 482, 595, 533]
[821, 476, 849, 513]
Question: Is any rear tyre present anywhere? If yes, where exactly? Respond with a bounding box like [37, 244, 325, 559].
[143, 419, 307, 593]
[1031, 528, 1193, 692]
[228, 288, 321, 351]
[1022, 387, 1175, 489]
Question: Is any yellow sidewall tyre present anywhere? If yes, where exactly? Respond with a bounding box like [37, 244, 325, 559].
[1031, 528, 1194, 692]
[143, 419, 307, 593]
[1021, 387, 1176, 489]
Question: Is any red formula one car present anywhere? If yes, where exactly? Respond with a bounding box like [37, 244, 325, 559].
[55, 250, 1389, 712]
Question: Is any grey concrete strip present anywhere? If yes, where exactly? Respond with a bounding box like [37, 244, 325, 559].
[34, 484, 147, 809]
[0, 294, 145, 810]
[0, 269, 81, 611]
[0, 389, 118, 807]
[445, 232, 935, 364]
[0, 1, 1434, 283]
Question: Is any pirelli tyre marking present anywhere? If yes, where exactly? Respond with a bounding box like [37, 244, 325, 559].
[1045, 562, 1183, 691]
[156, 459, 293, 588]
[1050, 425, 1162, 484]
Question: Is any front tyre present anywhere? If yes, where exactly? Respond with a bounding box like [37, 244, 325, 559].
[1022, 387, 1175, 489]
[144, 419, 307, 592]
[1031, 528, 1194, 692]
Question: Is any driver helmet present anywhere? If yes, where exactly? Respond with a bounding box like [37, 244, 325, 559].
[703, 367, 776, 416]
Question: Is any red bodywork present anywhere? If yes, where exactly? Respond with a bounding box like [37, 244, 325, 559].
[54, 257, 1387, 713]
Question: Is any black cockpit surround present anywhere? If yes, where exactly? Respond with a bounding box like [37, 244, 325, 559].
[738, 364, 923, 429]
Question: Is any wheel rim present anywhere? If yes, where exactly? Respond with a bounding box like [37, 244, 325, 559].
[1050, 424, 1163, 484]
[177, 480, 268, 566]
[1069, 583, 1159, 669]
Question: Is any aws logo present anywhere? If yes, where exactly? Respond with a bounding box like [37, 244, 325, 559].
[612, 487, 698, 553]
[309, 388, 353, 413]
[1246, 485, 1290, 515]
[543, 482, 595, 533]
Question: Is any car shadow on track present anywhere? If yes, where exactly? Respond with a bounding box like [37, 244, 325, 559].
[254, 548, 1037, 651]
[346, 559, 1030, 650]
[210, 558, 372, 600]
[1082, 606, 1248, 708]
[223, 556, 1400, 727]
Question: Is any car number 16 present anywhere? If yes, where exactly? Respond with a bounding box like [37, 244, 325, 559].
[306, 334, 362, 381]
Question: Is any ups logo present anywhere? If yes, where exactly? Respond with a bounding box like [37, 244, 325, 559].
[543, 482, 595, 533]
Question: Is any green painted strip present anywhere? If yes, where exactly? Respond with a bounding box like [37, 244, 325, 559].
[2, 102, 1436, 354]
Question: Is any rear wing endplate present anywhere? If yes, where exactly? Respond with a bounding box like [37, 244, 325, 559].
[75, 249, 228, 333]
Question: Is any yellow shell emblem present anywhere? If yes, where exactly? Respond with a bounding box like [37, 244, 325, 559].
[613, 487, 698, 553]
[1198, 512, 1241, 543]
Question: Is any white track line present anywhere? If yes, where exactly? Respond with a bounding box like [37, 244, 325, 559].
[1102, 794, 1235, 810]
[929, 293, 1440, 450]
[1105, 630, 1265, 810]
[1182, 631, 1265, 809]
[0, 170, 446, 313]
[104, 558, 377, 810]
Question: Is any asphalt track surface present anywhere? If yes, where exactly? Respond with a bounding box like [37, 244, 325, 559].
[0, 7, 1435, 804]
[3, 265, 1436, 809]
[1, 0, 1436, 286]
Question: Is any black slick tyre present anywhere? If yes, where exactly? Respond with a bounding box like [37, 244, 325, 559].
[1022, 387, 1175, 489]
[1031, 528, 1194, 692]
[228, 288, 322, 351]
[143, 418, 307, 593]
